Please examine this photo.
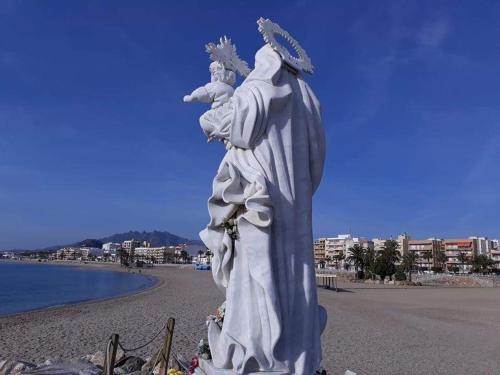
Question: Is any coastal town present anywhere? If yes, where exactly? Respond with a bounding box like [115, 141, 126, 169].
[3, 232, 500, 277]
[0, 240, 212, 266]
[314, 233, 500, 274]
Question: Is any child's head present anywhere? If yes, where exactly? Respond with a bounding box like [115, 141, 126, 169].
[209, 61, 236, 86]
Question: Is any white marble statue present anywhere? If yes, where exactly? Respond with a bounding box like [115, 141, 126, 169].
[183, 60, 236, 110]
[185, 19, 326, 375]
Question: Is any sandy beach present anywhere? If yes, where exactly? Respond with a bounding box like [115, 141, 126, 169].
[1, 265, 500, 375]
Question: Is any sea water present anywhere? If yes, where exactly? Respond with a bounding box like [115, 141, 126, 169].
[0, 262, 155, 316]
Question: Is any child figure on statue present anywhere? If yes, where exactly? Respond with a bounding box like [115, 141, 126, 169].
[183, 61, 236, 109]
[184, 36, 249, 148]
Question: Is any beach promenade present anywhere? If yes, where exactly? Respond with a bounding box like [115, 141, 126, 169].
[1, 266, 499, 374]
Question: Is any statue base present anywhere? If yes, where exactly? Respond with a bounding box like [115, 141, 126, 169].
[198, 359, 289, 375]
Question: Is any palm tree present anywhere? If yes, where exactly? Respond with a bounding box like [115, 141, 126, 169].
[457, 252, 469, 274]
[377, 240, 401, 281]
[472, 254, 495, 274]
[333, 252, 345, 270]
[402, 252, 419, 281]
[422, 250, 433, 271]
[205, 250, 213, 264]
[180, 250, 189, 264]
[347, 244, 366, 279]
[436, 251, 447, 272]
[325, 256, 333, 268]
[118, 248, 128, 267]
[381, 240, 401, 263]
[363, 248, 376, 279]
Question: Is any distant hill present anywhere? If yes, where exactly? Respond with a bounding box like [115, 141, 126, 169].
[99, 230, 198, 247]
[28, 230, 203, 253]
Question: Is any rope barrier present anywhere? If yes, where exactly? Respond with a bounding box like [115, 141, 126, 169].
[101, 317, 215, 375]
[114, 322, 167, 353]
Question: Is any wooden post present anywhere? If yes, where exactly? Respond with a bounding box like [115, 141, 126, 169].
[103, 334, 119, 375]
[158, 318, 175, 375]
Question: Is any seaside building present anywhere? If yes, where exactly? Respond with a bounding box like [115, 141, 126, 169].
[315, 233, 500, 272]
[102, 242, 121, 252]
[196, 250, 212, 265]
[489, 240, 500, 270]
[81, 247, 103, 261]
[325, 234, 351, 268]
[122, 239, 142, 260]
[372, 238, 387, 254]
[408, 239, 442, 270]
[443, 238, 478, 272]
[313, 238, 326, 266]
[102, 242, 121, 262]
[397, 233, 411, 255]
[469, 236, 491, 256]
[174, 244, 190, 263]
[351, 237, 374, 250]
[56, 247, 88, 260]
[134, 246, 175, 264]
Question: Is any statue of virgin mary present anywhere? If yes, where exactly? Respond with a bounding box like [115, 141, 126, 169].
[197, 19, 327, 375]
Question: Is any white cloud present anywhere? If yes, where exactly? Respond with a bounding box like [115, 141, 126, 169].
[417, 17, 452, 47]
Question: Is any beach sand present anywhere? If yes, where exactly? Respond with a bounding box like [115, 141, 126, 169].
[1, 265, 500, 375]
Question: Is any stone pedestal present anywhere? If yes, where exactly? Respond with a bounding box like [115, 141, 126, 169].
[198, 359, 289, 375]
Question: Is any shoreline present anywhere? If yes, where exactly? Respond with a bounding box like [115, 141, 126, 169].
[0, 260, 161, 319]
[0, 266, 220, 364]
[1, 266, 500, 373]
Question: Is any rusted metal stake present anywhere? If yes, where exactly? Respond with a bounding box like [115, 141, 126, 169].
[103, 334, 119, 375]
[158, 318, 175, 375]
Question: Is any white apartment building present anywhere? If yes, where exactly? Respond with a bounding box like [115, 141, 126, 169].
[489, 239, 500, 270]
[102, 242, 121, 252]
[372, 238, 387, 253]
[56, 247, 89, 260]
[134, 246, 175, 264]
[321, 234, 373, 268]
[313, 239, 326, 265]
[470, 236, 491, 256]
[325, 234, 351, 259]
[397, 233, 411, 255]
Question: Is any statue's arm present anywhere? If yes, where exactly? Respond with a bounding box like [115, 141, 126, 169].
[199, 83, 271, 149]
[183, 85, 213, 104]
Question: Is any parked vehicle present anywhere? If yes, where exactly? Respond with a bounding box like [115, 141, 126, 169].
[196, 263, 211, 271]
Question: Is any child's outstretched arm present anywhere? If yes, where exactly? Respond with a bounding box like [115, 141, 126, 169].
[183, 85, 213, 103]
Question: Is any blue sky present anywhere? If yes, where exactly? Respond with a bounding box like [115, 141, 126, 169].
[1, 1, 499, 249]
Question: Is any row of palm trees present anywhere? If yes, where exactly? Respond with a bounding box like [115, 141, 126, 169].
[118, 248, 195, 267]
[320, 241, 497, 280]
[344, 240, 403, 281]
[455, 252, 495, 274]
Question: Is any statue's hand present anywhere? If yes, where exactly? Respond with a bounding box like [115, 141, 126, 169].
[183, 95, 193, 103]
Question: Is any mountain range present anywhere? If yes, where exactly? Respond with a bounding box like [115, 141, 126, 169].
[15, 230, 204, 253]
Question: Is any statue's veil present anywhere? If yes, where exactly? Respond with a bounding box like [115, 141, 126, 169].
[245, 44, 283, 85]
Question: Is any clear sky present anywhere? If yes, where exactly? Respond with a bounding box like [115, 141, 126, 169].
[1, 1, 499, 249]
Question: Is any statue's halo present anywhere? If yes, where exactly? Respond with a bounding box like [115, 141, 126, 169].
[257, 17, 314, 74]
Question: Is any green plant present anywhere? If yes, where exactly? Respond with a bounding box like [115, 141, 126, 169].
[457, 252, 469, 274]
[401, 252, 419, 281]
[472, 254, 495, 274]
[436, 251, 447, 269]
[394, 267, 407, 281]
[421, 250, 432, 270]
[347, 244, 366, 279]
[373, 240, 400, 281]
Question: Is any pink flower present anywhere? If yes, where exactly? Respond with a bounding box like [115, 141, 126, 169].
[191, 357, 199, 368]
